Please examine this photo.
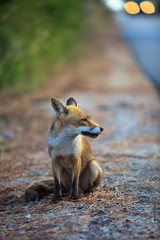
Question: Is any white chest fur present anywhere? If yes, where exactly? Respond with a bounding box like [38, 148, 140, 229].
[48, 132, 82, 159]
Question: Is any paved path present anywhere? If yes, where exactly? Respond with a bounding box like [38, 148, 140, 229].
[115, 14, 160, 93]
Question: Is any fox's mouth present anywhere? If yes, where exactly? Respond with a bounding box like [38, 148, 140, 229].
[81, 131, 100, 138]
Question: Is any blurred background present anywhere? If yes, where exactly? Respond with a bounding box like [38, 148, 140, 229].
[1, 2, 160, 238]
[0, 0, 110, 93]
[0, 0, 159, 95]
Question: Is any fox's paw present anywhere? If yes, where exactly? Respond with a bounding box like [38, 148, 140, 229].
[71, 194, 79, 201]
[83, 189, 93, 195]
[52, 194, 62, 204]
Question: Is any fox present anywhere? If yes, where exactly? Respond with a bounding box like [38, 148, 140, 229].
[25, 97, 103, 202]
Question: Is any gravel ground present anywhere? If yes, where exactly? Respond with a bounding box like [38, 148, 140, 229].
[0, 21, 160, 239]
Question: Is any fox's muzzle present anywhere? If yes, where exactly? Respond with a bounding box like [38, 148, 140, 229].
[81, 126, 104, 138]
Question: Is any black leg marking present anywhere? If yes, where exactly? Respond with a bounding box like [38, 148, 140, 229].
[71, 175, 78, 200]
[53, 175, 62, 202]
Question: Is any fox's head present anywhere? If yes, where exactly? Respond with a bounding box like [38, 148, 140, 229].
[51, 97, 103, 138]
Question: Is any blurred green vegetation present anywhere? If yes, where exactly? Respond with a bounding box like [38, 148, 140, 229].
[154, 0, 160, 12]
[0, 0, 110, 93]
[0, 0, 83, 92]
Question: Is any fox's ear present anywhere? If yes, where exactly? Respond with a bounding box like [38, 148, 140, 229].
[51, 97, 68, 115]
[66, 97, 77, 106]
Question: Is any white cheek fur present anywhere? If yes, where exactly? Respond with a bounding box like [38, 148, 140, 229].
[48, 126, 101, 149]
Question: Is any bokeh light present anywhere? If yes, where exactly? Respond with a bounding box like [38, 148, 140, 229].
[140, 1, 155, 14]
[103, 0, 124, 11]
[124, 1, 140, 14]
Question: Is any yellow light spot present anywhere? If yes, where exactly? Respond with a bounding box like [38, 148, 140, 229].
[140, 1, 155, 14]
[124, 1, 140, 14]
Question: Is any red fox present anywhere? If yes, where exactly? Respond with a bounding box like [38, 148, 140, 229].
[25, 97, 103, 202]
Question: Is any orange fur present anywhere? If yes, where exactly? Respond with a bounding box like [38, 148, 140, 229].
[48, 97, 103, 200]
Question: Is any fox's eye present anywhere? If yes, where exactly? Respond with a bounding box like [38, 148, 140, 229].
[81, 118, 87, 122]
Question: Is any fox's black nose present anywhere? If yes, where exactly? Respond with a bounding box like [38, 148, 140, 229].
[100, 127, 104, 132]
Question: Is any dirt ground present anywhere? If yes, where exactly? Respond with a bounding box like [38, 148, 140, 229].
[0, 21, 160, 239]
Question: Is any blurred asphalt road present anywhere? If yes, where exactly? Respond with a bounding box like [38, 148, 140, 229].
[115, 14, 160, 93]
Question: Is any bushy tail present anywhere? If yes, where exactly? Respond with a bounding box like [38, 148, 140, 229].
[25, 178, 54, 201]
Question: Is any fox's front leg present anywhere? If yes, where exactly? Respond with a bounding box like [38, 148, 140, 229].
[52, 161, 62, 201]
[71, 158, 81, 200]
